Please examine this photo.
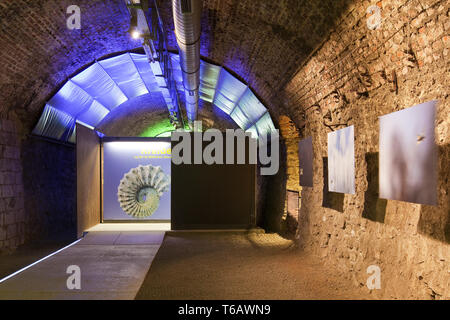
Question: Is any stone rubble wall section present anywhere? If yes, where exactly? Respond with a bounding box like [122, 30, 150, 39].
[0, 119, 25, 253]
[280, 0, 449, 300]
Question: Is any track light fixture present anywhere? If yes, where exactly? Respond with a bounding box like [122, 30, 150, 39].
[131, 28, 141, 39]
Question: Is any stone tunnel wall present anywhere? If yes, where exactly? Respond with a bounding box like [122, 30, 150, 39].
[0, 117, 76, 254]
[0, 0, 136, 129]
[22, 136, 77, 243]
[281, 0, 449, 299]
[0, 119, 25, 253]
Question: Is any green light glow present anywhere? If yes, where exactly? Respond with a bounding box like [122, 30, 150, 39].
[139, 119, 174, 137]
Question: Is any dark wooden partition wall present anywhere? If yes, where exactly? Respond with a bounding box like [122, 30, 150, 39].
[75, 130, 255, 232]
[171, 133, 256, 230]
[76, 124, 101, 237]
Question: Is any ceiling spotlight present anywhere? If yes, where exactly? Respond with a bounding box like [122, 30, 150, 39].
[131, 29, 141, 39]
[127, 8, 140, 40]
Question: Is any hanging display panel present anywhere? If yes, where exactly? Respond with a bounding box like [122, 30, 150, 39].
[298, 136, 313, 187]
[327, 125, 355, 194]
[287, 190, 299, 220]
[103, 139, 171, 221]
[379, 101, 437, 205]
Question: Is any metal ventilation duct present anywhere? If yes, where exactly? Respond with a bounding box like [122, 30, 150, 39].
[172, 0, 202, 127]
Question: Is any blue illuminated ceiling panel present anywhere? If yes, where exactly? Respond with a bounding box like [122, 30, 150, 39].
[129, 53, 160, 92]
[199, 61, 221, 103]
[255, 112, 276, 137]
[169, 54, 184, 92]
[47, 80, 94, 116]
[76, 100, 110, 128]
[33, 53, 276, 142]
[71, 62, 127, 110]
[99, 53, 149, 99]
[213, 68, 247, 115]
[231, 88, 267, 130]
[32, 104, 75, 141]
[245, 124, 259, 140]
[230, 105, 248, 130]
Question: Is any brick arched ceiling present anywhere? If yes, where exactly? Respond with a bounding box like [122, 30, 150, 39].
[0, 0, 136, 130]
[158, 0, 352, 117]
[0, 0, 351, 133]
[97, 92, 238, 137]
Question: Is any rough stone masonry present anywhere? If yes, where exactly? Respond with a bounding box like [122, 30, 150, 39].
[280, 0, 449, 300]
[0, 119, 25, 253]
[0, 116, 77, 254]
[0, 0, 448, 300]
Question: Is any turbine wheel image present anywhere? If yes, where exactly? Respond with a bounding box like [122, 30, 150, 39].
[117, 165, 170, 218]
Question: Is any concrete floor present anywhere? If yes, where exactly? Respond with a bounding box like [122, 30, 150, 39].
[136, 232, 371, 300]
[0, 224, 168, 300]
[0, 226, 371, 300]
[0, 240, 75, 280]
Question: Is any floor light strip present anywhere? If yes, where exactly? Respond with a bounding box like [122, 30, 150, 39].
[0, 238, 83, 284]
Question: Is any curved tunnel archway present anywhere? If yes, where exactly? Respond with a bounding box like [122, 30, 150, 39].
[96, 91, 239, 137]
[32, 51, 277, 141]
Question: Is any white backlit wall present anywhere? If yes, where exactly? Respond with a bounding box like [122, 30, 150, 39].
[33, 53, 276, 142]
